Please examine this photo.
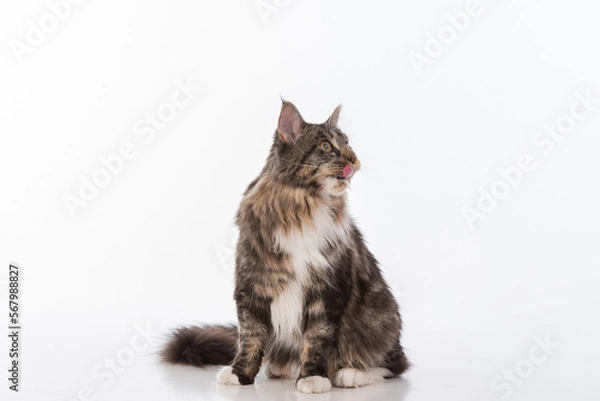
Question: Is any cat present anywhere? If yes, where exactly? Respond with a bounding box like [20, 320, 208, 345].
[162, 101, 409, 394]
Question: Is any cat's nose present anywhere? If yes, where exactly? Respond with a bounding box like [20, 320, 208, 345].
[342, 149, 360, 170]
[348, 155, 361, 171]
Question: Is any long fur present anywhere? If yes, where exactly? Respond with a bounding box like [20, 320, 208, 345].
[162, 324, 237, 367]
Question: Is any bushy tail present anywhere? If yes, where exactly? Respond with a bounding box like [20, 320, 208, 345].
[161, 324, 237, 367]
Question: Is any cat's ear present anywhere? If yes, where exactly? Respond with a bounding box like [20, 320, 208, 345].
[326, 104, 342, 128]
[277, 101, 304, 143]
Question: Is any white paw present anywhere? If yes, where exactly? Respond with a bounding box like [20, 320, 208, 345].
[333, 368, 386, 388]
[265, 363, 284, 378]
[217, 366, 241, 385]
[296, 376, 332, 394]
[264, 362, 300, 379]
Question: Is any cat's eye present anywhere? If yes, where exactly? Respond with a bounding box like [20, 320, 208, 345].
[320, 141, 333, 152]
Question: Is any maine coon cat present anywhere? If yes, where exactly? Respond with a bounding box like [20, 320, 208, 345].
[162, 101, 409, 394]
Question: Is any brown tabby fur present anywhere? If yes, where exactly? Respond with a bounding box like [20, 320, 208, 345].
[162, 101, 409, 389]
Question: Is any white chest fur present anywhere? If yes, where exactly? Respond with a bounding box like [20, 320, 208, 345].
[270, 206, 348, 348]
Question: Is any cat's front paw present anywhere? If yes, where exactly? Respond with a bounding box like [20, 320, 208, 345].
[216, 366, 241, 385]
[296, 376, 332, 394]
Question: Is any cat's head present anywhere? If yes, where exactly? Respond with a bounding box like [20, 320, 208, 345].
[271, 101, 361, 196]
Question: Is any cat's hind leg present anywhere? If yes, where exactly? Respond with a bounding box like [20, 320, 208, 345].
[332, 367, 392, 388]
[332, 342, 408, 388]
[381, 341, 410, 376]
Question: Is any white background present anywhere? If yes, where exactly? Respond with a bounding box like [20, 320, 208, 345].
[1, 1, 599, 400]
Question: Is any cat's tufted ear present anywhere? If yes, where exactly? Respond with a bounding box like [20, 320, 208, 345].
[326, 104, 342, 128]
[277, 101, 305, 143]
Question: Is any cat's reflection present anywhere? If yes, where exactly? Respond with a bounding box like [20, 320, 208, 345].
[160, 365, 409, 401]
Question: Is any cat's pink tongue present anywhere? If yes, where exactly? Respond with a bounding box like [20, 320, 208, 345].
[342, 165, 354, 179]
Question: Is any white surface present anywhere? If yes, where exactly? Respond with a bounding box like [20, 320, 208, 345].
[1, 0, 600, 400]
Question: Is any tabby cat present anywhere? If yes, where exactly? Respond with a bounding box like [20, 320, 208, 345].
[162, 101, 409, 394]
